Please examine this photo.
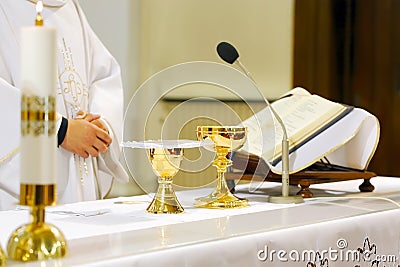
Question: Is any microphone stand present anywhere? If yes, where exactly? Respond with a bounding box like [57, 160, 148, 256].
[235, 60, 303, 204]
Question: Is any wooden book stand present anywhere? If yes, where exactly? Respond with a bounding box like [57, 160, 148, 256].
[227, 151, 376, 198]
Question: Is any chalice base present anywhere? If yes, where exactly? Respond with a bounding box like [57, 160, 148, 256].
[7, 223, 67, 262]
[146, 181, 184, 214]
[194, 191, 249, 209]
[147, 197, 184, 214]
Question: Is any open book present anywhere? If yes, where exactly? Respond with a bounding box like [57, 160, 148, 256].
[239, 87, 380, 174]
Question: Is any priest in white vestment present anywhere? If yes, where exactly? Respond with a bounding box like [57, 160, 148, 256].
[0, 0, 129, 210]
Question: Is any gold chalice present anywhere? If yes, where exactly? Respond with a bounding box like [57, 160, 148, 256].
[121, 139, 214, 213]
[196, 126, 249, 208]
[146, 147, 184, 214]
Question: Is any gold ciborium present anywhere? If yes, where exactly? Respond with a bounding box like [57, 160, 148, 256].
[196, 126, 249, 208]
[146, 147, 184, 214]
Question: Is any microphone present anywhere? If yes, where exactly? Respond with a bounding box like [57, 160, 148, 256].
[216, 41, 303, 204]
[217, 42, 255, 82]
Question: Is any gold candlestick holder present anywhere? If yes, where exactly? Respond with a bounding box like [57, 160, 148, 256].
[9, 1, 67, 260]
[7, 185, 67, 261]
[196, 126, 249, 209]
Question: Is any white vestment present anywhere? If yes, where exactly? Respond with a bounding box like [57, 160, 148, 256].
[0, 0, 129, 210]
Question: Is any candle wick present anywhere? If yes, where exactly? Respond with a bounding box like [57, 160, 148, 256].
[35, 12, 43, 26]
[35, 1, 44, 26]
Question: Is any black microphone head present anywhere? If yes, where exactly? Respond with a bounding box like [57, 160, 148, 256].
[217, 41, 239, 64]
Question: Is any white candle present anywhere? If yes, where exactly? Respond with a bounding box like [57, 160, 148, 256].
[20, 1, 57, 185]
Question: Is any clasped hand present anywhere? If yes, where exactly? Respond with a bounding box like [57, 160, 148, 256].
[60, 111, 111, 158]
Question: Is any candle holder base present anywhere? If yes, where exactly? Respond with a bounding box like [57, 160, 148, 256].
[7, 222, 67, 262]
[7, 205, 67, 262]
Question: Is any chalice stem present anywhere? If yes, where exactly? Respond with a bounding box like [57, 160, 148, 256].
[156, 176, 175, 204]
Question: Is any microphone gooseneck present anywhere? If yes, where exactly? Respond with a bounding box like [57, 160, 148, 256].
[216, 41, 295, 201]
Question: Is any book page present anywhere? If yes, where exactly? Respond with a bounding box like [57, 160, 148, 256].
[272, 94, 346, 152]
[242, 87, 346, 162]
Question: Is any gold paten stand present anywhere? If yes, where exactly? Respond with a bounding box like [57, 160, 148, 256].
[7, 184, 67, 262]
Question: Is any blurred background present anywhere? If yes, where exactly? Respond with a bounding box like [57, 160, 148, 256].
[79, 0, 400, 196]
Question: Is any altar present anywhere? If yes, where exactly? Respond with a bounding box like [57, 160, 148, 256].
[1, 176, 400, 266]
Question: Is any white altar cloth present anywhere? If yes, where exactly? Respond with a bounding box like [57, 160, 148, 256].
[1, 176, 400, 266]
